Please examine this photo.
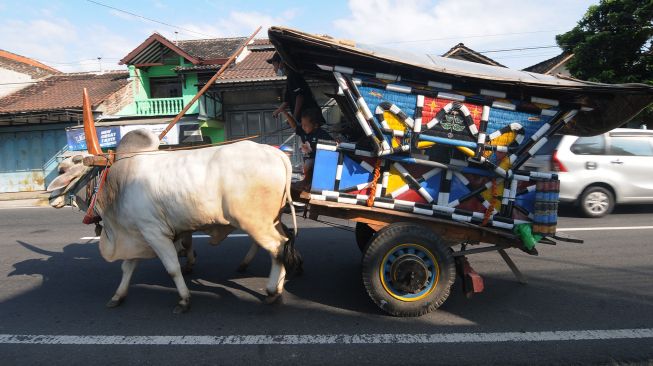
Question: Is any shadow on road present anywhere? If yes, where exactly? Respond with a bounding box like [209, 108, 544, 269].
[2, 226, 652, 335]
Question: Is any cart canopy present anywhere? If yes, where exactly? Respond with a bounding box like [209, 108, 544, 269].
[268, 26, 653, 136]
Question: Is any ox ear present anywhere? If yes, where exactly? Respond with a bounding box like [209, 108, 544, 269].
[46, 164, 89, 192]
[47, 173, 75, 192]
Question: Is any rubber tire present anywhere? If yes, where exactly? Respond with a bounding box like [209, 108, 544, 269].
[355, 223, 376, 252]
[361, 222, 456, 317]
[579, 186, 614, 218]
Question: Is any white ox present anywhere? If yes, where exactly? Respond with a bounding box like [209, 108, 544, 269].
[47, 129, 298, 313]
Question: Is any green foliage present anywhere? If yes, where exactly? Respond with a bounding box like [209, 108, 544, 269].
[556, 0, 653, 84]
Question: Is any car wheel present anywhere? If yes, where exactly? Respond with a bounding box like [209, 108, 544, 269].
[579, 186, 614, 218]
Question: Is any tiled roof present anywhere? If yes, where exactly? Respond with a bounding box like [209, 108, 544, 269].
[176, 37, 246, 61]
[442, 43, 506, 68]
[523, 52, 573, 74]
[0, 49, 60, 78]
[216, 49, 282, 82]
[0, 71, 129, 113]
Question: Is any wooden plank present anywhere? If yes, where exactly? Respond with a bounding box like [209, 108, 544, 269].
[83, 155, 113, 167]
[306, 198, 521, 247]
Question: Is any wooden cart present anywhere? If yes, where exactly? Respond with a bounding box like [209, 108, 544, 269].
[269, 27, 653, 316]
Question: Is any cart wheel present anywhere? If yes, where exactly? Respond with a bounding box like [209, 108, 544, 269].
[355, 223, 376, 252]
[362, 222, 455, 317]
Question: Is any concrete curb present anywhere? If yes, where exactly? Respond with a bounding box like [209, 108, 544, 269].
[0, 191, 50, 208]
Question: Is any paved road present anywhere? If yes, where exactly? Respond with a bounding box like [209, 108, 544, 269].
[0, 205, 652, 365]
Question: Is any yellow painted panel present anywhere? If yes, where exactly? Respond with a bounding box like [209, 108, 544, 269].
[383, 111, 406, 132]
[385, 166, 406, 194]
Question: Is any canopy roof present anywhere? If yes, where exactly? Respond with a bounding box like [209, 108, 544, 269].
[268, 26, 653, 136]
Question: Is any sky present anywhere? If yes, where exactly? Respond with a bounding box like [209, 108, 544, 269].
[0, 0, 599, 73]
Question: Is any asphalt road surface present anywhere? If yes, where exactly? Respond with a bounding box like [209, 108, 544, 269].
[1, 204, 652, 365]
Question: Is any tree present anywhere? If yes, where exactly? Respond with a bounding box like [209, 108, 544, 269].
[556, 0, 653, 84]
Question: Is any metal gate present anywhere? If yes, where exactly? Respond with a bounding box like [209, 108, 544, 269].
[225, 109, 302, 168]
[0, 127, 68, 193]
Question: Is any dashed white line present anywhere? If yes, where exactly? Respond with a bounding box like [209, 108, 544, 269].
[80, 234, 249, 240]
[0, 329, 651, 345]
[557, 226, 653, 232]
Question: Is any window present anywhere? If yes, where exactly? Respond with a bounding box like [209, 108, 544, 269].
[608, 136, 653, 156]
[149, 77, 181, 98]
[570, 135, 605, 155]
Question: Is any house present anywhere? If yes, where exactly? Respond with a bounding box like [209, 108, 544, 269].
[114, 32, 249, 144]
[0, 71, 131, 192]
[0, 49, 60, 98]
[442, 43, 506, 67]
[522, 52, 573, 76]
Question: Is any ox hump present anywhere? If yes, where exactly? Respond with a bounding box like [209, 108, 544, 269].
[116, 129, 160, 158]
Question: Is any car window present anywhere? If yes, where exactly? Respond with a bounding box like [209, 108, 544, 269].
[608, 136, 653, 156]
[533, 135, 562, 156]
[570, 135, 605, 155]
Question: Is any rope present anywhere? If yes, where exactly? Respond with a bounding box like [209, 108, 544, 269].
[481, 178, 498, 227]
[82, 162, 110, 225]
[366, 158, 382, 207]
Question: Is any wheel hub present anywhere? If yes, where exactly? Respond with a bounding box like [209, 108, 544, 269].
[390, 254, 430, 293]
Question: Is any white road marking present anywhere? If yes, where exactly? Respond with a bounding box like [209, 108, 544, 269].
[0, 329, 651, 345]
[80, 234, 249, 240]
[557, 226, 653, 232]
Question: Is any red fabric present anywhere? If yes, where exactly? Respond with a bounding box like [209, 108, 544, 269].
[421, 97, 483, 129]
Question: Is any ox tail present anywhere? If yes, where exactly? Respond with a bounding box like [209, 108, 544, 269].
[278, 151, 302, 276]
[280, 151, 297, 238]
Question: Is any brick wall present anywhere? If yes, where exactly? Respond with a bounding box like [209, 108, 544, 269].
[99, 82, 133, 115]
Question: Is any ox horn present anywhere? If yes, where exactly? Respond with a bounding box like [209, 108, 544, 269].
[82, 88, 101, 155]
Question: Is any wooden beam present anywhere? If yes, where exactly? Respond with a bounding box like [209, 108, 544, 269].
[158, 26, 262, 140]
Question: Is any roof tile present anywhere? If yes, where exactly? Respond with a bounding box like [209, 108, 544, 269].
[0, 71, 129, 113]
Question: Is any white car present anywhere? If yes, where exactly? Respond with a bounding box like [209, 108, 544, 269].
[523, 128, 653, 217]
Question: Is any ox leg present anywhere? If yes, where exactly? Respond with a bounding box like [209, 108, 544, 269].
[247, 229, 287, 304]
[179, 232, 195, 275]
[107, 259, 139, 308]
[145, 234, 191, 314]
[237, 243, 259, 273]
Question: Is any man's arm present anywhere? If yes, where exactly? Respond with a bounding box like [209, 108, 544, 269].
[293, 94, 304, 123]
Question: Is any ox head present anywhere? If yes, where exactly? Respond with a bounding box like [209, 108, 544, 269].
[46, 155, 93, 209]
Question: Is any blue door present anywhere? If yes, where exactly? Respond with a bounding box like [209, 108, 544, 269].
[0, 127, 68, 193]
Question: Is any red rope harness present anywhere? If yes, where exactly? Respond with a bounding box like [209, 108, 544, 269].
[82, 167, 109, 225]
[366, 158, 382, 207]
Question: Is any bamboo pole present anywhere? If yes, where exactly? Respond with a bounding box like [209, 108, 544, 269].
[158, 26, 262, 140]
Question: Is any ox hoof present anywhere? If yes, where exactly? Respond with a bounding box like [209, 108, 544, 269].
[173, 301, 191, 314]
[236, 264, 248, 273]
[264, 293, 283, 305]
[106, 298, 124, 308]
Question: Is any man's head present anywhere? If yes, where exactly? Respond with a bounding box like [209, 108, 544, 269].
[300, 108, 323, 134]
[266, 52, 283, 75]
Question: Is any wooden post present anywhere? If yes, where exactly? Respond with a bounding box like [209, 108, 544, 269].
[158, 26, 262, 140]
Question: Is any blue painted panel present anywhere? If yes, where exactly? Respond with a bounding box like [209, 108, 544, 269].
[515, 190, 536, 213]
[420, 172, 441, 200]
[312, 148, 339, 191]
[339, 155, 373, 190]
[449, 175, 470, 204]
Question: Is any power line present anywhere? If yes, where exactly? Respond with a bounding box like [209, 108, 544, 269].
[375, 29, 567, 45]
[85, 0, 219, 39]
[478, 45, 561, 54]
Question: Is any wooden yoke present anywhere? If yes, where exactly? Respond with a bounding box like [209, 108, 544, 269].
[158, 26, 262, 141]
[82, 87, 114, 167]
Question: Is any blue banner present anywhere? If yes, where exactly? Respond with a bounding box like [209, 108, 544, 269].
[66, 126, 121, 151]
